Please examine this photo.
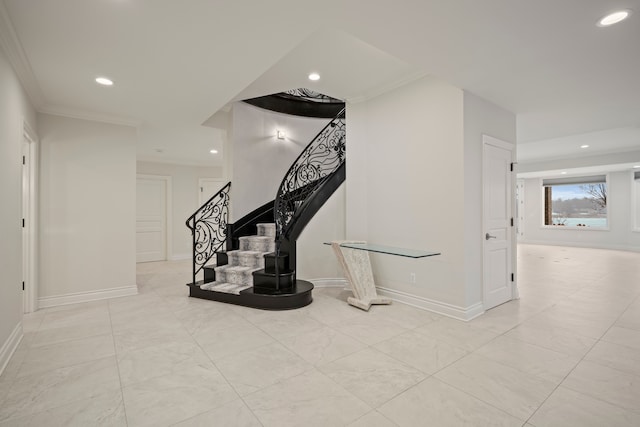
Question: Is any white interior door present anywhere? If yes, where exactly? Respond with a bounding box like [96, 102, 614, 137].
[483, 135, 514, 310]
[136, 177, 167, 263]
[199, 179, 224, 206]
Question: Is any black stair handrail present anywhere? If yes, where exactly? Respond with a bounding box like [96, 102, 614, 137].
[274, 108, 346, 243]
[243, 88, 345, 119]
[186, 182, 231, 285]
[282, 162, 346, 243]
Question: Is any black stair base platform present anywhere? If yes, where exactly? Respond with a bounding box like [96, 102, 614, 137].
[186, 280, 313, 310]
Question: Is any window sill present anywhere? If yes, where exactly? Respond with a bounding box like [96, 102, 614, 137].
[541, 225, 609, 231]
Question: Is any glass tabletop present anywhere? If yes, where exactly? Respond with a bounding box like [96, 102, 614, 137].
[324, 242, 440, 258]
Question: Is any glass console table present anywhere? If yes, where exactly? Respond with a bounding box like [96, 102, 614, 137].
[326, 241, 441, 311]
[327, 242, 440, 258]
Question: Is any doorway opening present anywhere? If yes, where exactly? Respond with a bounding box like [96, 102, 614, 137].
[22, 122, 38, 313]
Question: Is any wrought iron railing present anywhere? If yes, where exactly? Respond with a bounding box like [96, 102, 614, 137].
[185, 182, 231, 285]
[282, 88, 343, 103]
[274, 108, 346, 242]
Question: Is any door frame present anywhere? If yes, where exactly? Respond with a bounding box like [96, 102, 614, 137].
[482, 134, 518, 310]
[136, 174, 172, 262]
[516, 179, 525, 239]
[198, 178, 225, 206]
[23, 120, 38, 313]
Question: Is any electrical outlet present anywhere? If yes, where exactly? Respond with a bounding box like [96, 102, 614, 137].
[410, 273, 416, 284]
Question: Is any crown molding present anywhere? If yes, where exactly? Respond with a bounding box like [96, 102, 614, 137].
[346, 71, 429, 104]
[39, 104, 141, 128]
[0, 1, 45, 108]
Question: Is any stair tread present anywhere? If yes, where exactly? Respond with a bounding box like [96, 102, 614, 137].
[239, 235, 272, 241]
[227, 249, 272, 255]
[200, 282, 253, 295]
[225, 265, 254, 272]
[237, 250, 262, 256]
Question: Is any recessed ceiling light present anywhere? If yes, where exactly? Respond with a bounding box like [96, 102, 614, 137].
[597, 10, 631, 27]
[560, 171, 567, 175]
[209, 149, 218, 154]
[580, 144, 590, 148]
[308, 72, 320, 81]
[95, 77, 114, 86]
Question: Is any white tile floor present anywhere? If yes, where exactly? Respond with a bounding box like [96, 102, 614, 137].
[1, 244, 639, 426]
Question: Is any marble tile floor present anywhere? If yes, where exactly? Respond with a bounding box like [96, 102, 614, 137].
[1, 244, 639, 426]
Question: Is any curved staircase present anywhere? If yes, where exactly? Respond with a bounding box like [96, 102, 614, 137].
[186, 97, 345, 310]
[189, 221, 314, 309]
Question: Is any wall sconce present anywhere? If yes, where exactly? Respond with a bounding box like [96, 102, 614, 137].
[276, 130, 286, 140]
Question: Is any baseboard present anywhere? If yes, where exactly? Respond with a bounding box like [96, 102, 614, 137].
[169, 253, 191, 261]
[38, 285, 138, 309]
[376, 286, 485, 321]
[0, 322, 23, 377]
[307, 279, 485, 320]
[519, 239, 640, 253]
[309, 278, 348, 288]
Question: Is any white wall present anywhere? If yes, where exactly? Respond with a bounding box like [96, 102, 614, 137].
[136, 161, 224, 259]
[463, 91, 517, 307]
[297, 184, 346, 281]
[39, 114, 137, 305]
[520, 171, 640, 251]
[0, 45, 36, 369]
[346, 76, 468, 313]
[231, 102, 329, 220]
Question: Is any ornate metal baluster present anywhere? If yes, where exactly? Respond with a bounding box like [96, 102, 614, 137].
[282, 88, 343, 104]
[275, 109, 346, 241]
[186, 182, 231, 285]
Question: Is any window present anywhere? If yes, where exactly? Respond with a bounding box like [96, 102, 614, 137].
[542, 175, 607, 228]
[634, 171, 640, 231]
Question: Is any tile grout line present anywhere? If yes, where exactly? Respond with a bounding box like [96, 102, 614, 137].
[425, 314, 567, 424]
[179, 303, 267, 427]
[0, 315, 119, 424]
[348, 408, 399, 426]
[425, 371, 528, 424]
[432, 290, 599, 427]
[107, 298, 130, 427]
[523, 288, 640, 425]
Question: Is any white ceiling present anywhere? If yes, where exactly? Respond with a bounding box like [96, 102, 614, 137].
[518, 126, 640, 162]
[517, 162, 640, 180]
[2, 0, 640, 170]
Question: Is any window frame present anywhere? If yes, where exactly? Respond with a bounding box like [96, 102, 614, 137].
[539, 174, 610, 231]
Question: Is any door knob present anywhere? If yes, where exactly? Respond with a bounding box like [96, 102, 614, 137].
[485, 233, 497, 240]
